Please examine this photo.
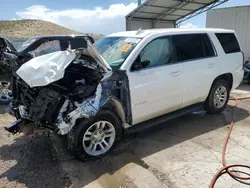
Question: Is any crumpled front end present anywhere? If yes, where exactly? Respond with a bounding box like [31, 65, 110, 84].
[6, 40, 131, 136]
[55, 71, 113, 135]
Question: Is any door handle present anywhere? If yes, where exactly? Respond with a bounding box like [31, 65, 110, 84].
[170, 71, 181, 77]
[208, 63, 215, 68]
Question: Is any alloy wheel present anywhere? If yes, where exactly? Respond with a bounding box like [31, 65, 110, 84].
[82, 120, 116, 156]
[213, 86, 228, 109]
[0, 81, 12, 103]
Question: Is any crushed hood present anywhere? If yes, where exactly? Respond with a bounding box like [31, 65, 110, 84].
[16, 41, 112, 88]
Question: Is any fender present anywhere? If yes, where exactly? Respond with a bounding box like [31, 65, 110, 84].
[56, 70, 132, 135]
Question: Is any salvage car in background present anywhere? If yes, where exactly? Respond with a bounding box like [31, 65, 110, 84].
[244, 57, 250, 84]
[0, 37, 18, 104]
[0, 35, 95, 104]
[4, 28, 243, 161]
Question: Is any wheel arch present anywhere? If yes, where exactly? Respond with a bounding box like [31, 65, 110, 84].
[102, 98, 126, 127]
[211, 73, 233, 91]
[206, 73, 233, 100]
[214, 73, 233, 89]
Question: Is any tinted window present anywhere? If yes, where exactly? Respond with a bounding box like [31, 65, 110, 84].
[172, 34, 204, 62]
[215, 33, 241, 54]
[139, 37, 174, 68]
[70, 38, 87, 49]
[172, 34, 216, 62]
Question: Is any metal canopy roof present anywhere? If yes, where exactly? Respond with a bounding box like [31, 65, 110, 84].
[126, 0, 228, 27]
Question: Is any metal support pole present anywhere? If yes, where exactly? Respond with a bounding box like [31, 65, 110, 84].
[138, 0, 141, 6]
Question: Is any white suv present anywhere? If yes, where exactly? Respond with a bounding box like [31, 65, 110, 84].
[7, 28, 244, 160]
[96, 28, 243, 122]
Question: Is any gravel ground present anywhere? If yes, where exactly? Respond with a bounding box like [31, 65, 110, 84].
[0, 108, 71, 188]
[0, 90, 250, 188]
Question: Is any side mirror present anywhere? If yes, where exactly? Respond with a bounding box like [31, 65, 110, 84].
[141, 59, 150, 68]
[131, 57, 150, 71]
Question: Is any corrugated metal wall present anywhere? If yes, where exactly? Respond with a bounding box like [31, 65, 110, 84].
[207, 6, 250, 59]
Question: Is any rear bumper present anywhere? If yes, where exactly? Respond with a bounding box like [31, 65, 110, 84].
[232, 69, 244, 90]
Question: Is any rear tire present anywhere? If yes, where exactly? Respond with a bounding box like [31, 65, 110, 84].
[67, 110, 123, 161]
[204, 80, 230, 114]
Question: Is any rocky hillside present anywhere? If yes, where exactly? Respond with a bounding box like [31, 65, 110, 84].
[0, 19, 103, 39]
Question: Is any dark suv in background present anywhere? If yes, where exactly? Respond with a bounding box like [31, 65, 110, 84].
[0, 35, 95, 104]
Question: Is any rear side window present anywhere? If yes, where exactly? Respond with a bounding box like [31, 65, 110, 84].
[70, 38, 87, 49]
[215, 33, 241, 54]
[172, 34, 215, 62]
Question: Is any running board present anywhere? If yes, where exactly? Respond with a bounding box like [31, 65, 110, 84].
[127, 103, 204, 134]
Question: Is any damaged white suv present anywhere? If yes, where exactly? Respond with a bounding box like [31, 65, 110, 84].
[5, 29, 243, 160]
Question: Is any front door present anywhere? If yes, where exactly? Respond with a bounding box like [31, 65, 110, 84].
[127, 36, 183, 125]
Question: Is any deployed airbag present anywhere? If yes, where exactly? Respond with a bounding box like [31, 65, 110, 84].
[16, 50, 76, 88]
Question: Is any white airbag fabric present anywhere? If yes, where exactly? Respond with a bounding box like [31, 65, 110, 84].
[16, 51, 76, 88]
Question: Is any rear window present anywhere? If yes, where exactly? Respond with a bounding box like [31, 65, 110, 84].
[215, 33, 241, 54]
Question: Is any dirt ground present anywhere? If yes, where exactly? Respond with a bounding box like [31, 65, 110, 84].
[0, 85, 250, 188]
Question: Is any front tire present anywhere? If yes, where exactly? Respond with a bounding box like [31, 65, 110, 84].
[68, 110, 123, 161]
[204, 80, 230, 114]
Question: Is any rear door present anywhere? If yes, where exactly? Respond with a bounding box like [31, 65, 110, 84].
[172, 33, 217, 107]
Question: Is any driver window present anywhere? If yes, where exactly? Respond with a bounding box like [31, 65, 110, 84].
[140, 37, 174, 69]
[30, 40, 61, 57]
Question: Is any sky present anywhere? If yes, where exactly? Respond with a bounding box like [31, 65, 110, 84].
[0, 0, 250, 35]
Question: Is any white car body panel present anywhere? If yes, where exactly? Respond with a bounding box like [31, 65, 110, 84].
[115, 28, 244, 126]
[181, 56, 220, 108]
[128, 64, 183, 125]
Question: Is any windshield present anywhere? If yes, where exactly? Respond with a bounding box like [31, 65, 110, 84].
[5, 38, 17, 52]
[95, 37, 141, 68]
[17, 37, 37, 53]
